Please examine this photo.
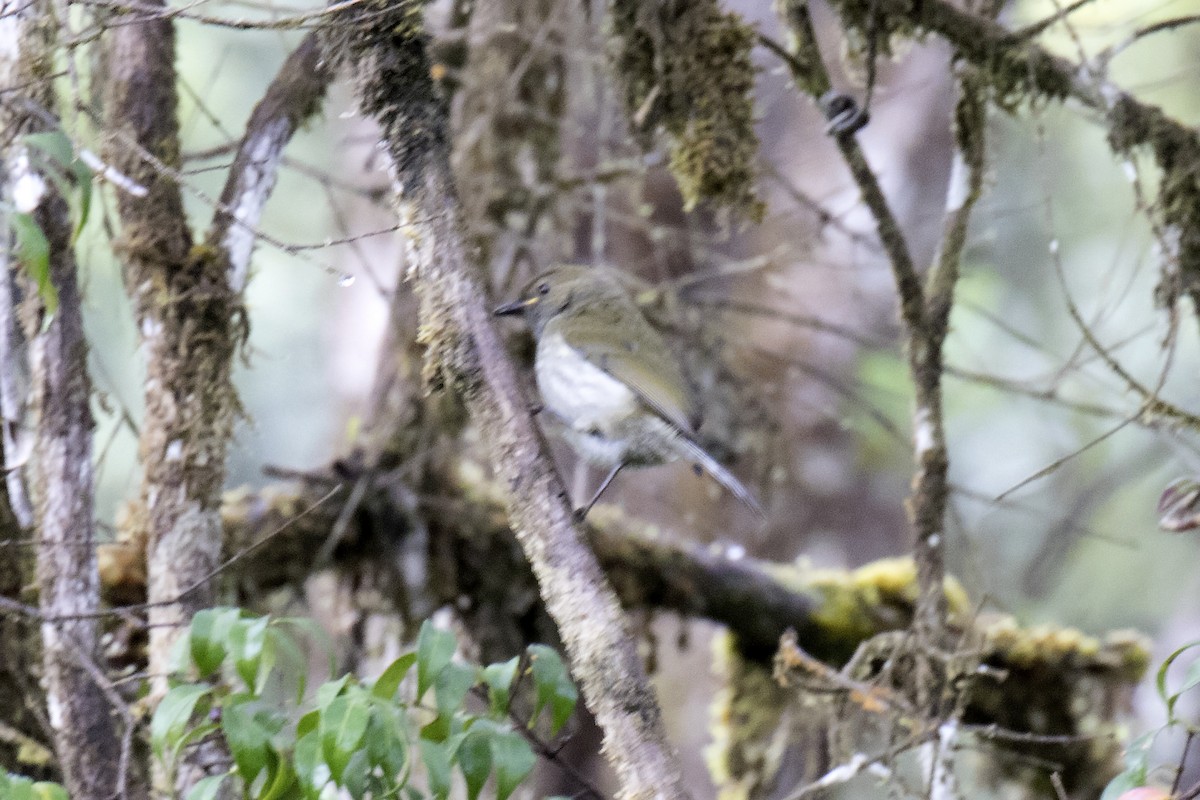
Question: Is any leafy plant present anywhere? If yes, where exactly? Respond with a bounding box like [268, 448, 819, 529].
[1100, 639, 1200, 799]
[0, 772, 68, 800]
[150, 609, 579, 800]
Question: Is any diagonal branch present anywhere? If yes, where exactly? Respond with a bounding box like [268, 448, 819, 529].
[321, 5, 691, 798]
[206, 32, 331, 292]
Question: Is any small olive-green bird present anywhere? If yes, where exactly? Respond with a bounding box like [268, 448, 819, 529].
[494, 265, 764, 520]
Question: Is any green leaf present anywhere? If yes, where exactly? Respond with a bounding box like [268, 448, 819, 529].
[31, 782, 69, 800]
[1174, 653, 1200, 717]
[259, 755, 297, 800]
[340, 749, 370, 799]
[482, 658, 519, 717]
[457, 730, 492, 800]
[1157, 640, 1200, 696]
[191, 607, 242, 678]
[73, 171, 92, 239]
[23, 131, 93, 239]
[167, 629, 194, 675]
[417, 621, 456, 702]
[222, 696, 283, 783]
[265, 626, 306, 701]
[151, 684, 211, 760]
[321, 694, 371, 783]
[1099, 768, 1144, 800]
[527, 644, 578, 735]
[373, 652, 418, 700]
[419, 738, 453, 800]
[230, 615, 270, 691]
[1156, 639, 1200, 720]
[24, 132, 74, 168]
[316, 674, 351, 708]
[366, 708, 409, 779]
[296, 709, 320, 739]
[10, 213, 56, 315]
[421, 715, 451, 744]
[4, 774, 35, 800]
[434, 662, 476, 718]
[185, 774, 229, 800]
[490, 730, 535, 800]
[293, 731, 330, 796]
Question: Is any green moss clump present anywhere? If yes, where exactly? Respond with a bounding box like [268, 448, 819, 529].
[321, 0, 447, 190]
[705, 631, 792, 800]
[611, 1, 764, 220]
[1108, 96, 1200, 311]
[815, 0, 1073, 108]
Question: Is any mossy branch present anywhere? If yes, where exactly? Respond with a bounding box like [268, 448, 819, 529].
[322, 4, 691, 797]
[90, 477, 1150, 725]
[822, 0, 1200, 324]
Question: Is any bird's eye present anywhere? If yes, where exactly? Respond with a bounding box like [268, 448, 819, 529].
[537, 282, 551, 296]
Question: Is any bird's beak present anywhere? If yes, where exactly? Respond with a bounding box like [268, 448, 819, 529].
[493, 297, 539, 316]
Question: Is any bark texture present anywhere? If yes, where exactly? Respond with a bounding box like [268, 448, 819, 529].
[31, 179, 129, 800]
[99, 16, 327, 797]
[323, 5, 692, 797]
[2, 3, 140, 796]
[207, 32, 331, 291]
[101, 0, 230, 699]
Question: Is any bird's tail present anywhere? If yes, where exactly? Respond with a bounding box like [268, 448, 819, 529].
[676, 437, 766, 519]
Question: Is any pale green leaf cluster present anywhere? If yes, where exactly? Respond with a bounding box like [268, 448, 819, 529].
[149, 610, 579, 800]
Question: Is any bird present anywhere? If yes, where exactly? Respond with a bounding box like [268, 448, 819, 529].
[494, 264, 764, 521]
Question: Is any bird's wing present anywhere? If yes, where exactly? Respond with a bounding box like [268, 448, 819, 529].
[558, 312, 699, 435]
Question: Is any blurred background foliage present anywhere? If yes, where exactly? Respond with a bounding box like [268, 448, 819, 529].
[60, 0, 1200, 792]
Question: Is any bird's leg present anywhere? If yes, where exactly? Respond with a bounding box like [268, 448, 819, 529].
[572, 462, 625, 523]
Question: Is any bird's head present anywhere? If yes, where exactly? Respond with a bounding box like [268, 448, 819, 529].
[493, 265, 622, 338]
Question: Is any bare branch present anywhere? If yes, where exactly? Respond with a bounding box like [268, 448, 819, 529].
[206, 32, 331, 292]
[773, 2, 982, 637]
[75, 0, 373, 31]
